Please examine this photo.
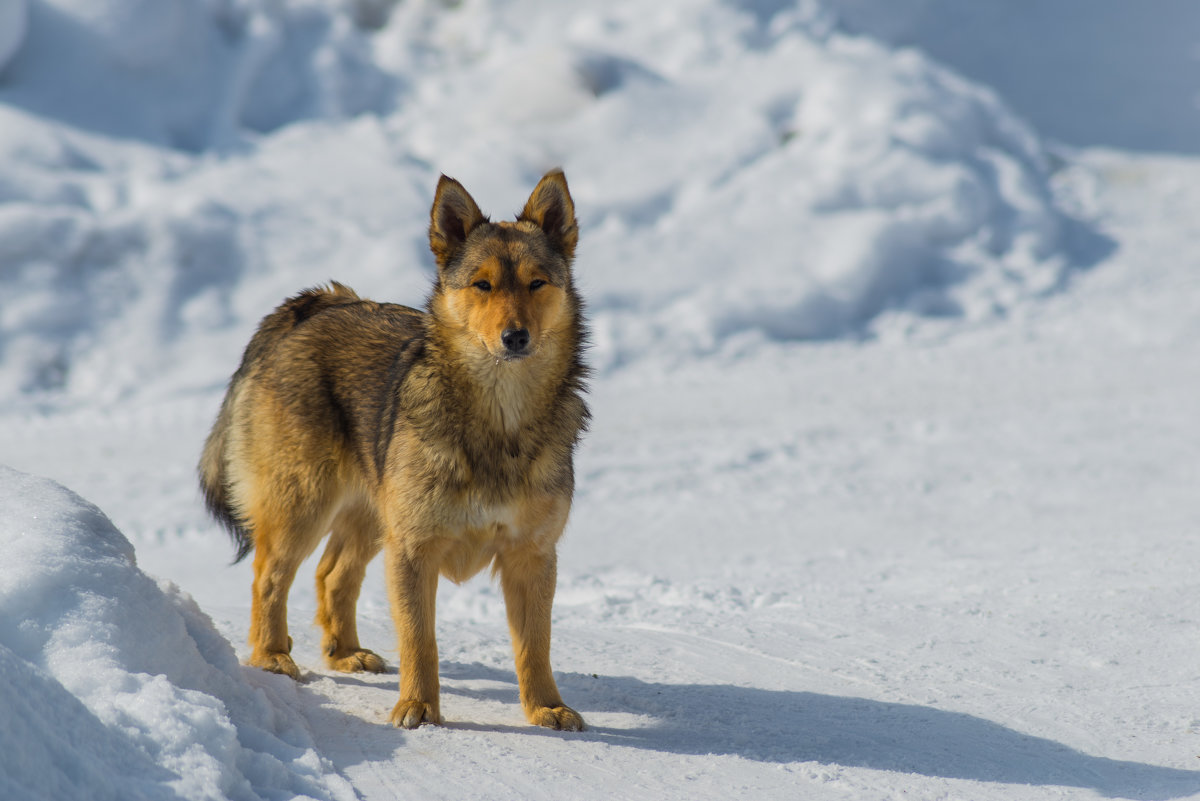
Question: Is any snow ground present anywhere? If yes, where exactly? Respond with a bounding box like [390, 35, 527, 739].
[2, 2, 1200, 800]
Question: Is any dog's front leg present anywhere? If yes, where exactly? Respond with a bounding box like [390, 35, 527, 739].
[497, 546, 584, 731]
[385, 541, 443, 728]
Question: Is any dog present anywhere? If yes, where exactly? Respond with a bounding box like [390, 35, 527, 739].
[198, 170, 589, 731]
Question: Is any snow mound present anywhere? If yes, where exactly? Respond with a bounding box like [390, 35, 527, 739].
[1, 0, 391, 149]
[0, 0, 1102, 403]
[837, 0, 1200, 154]
[0, 465, 355, 801]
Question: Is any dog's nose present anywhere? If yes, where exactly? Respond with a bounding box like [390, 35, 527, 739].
[501, 327, 530, 354]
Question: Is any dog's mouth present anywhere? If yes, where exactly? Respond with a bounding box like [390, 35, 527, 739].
[477, 337, 536, 365]
[480, 327, 535, 363]
[493, 348, 532, 364]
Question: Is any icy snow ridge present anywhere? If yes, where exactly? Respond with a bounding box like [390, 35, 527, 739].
[0, 465, 354, 801]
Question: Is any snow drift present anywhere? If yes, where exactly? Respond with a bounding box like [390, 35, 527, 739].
[0, 0, 1097, 405]
[0, 465, 354, 801]
[837, 0, 1200, 154]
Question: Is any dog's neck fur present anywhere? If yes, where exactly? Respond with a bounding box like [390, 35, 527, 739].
[419, 306, 589, 502]
[427, 324, 571, 439]
[467, 358, 545, 436]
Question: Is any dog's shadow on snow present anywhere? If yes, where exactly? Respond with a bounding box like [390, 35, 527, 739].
[301, 661, 1199, 799]
[432, 662, 1197, 801]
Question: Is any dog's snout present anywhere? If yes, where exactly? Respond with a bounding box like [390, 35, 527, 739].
[502, 327, 530, 354]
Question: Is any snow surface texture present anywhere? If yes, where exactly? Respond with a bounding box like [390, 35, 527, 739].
[0, 466, 355, 801]
[3, 1, 1200, 800]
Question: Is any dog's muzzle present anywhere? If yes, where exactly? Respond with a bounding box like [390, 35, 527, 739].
[501, 327, 531, 356]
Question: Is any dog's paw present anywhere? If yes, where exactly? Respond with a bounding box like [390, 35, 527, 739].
[528, 705, 585, 732]
[248, 652, 301, 680]
[389, 699, 442, 729]
[325, 648, 387, 674]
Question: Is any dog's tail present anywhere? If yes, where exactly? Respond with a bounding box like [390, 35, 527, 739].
[198, 282, 362, 562]
[198, 381, 253, 561]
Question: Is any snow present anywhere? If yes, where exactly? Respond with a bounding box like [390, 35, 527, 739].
[0, 0, 1083, 401]
[0, 466, 355, 801]
[2, 1, 1199, 799]
[837, 0, 1200, 154]
[0, 0, 26, 75]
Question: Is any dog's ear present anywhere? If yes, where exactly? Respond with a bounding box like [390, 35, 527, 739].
[519, 169, 578, 263]
[430, 175, 487, 269]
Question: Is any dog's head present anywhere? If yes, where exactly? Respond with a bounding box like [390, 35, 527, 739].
[428, 170, 579, 365]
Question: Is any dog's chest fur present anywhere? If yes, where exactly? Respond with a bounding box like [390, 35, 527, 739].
[382, 354, 582, 546]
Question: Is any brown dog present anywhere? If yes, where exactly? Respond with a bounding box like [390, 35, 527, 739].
[198, 171, 589, 730]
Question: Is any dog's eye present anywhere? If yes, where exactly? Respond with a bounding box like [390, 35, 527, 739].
[529, 279, 547, 291]
[473, 280, 492, 291]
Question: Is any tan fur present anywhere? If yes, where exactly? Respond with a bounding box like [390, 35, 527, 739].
[199, 171, 589, 731]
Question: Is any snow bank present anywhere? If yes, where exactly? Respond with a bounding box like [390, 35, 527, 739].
[0, 0, 1092, 403]
[377, 0, 1075, 366]
[836, 0, 1200, 153]
[1, 0, 390, 149]
[0, 465, 355, 801]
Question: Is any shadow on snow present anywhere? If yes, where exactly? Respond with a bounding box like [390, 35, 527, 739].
[305, 662, 1200, 800]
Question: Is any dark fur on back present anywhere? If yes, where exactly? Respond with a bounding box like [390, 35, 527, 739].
[198, 279, 589, 564]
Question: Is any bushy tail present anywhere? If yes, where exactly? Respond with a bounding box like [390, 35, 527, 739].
[198, 282, 361, 562]
[198, 387, 252, 561]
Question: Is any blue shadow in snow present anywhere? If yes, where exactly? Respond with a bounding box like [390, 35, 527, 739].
[442, 664, 1200, 801]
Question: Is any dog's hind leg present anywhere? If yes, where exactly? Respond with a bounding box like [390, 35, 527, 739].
[247, 525, 310, 679]
[315, 502, 386, 673]
[496, 545, 584, 731]
[245, 489, 331, 680]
